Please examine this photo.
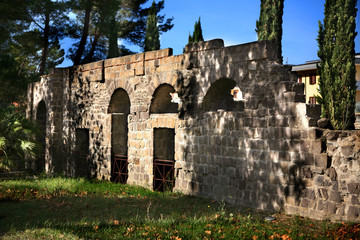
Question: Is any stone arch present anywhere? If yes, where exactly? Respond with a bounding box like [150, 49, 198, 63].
[108, 88, 130, 183]
[106, 79, 133, 108]
[150, 84, 177, 114]
[108, 88, 131, 114]
[201, 78, 236, 111]
[36, 100, 46, 172]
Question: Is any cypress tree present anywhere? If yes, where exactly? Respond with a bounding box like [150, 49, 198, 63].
[144, 1, 160, 52]
[188, 17, 204, 44]
[317, 0, 357, 130]
[256, 0, 284, 63]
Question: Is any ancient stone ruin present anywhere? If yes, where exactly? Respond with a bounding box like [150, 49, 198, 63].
[27, 39, 360, 221]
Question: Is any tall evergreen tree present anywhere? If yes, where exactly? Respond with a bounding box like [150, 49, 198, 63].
[144, 1, 160, 51]
[26, 0, 69, 75]
[256, 0, 284, 63]
[317, 0, 357, 130]
[188, 17, 204, 44]
[68, 0, 173, 64]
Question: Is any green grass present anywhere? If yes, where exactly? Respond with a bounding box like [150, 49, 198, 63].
[0, 176, 359, 239]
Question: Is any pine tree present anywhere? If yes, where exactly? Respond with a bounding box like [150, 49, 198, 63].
[27, 0, 69, 75]
[317, 0, 357, 130]
[188, 17, 204, 44]
[144, 1, 160, 51]
[256, 0, 284, 63]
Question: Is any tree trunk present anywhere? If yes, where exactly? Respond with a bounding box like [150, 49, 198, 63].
[84, 31, 100, 63]
[107, 16, 119, 59]
[73, 3, 92, 66]
[38, 12, 50, 75]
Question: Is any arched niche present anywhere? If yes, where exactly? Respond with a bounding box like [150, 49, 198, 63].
[150, 84, 178, 114]
[36, 100, 46, 172]
[108, 88, 131, 115]
[202, 78, 236, 111]
[108, 88, 130, 183]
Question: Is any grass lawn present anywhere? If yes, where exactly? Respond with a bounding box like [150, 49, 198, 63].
[0, 176, 359, 239]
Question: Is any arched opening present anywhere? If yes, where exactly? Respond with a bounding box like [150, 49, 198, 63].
[36, 100, 46, 172]
[150, 84, 177, 192]
[109, 88, 130, 183]
[150, 84, 178, 114]
[202, 78, 236, 111]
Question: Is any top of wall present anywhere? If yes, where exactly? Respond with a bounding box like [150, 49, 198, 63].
[42, 39, 281, 84]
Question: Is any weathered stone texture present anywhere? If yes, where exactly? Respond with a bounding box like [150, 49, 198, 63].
[27, 39, 360, 222]
[285, 131, 360, 221]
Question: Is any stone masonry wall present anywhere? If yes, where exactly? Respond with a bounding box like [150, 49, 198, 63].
[27, 39, 360, 221]
[26, 69, 67, 173]
[285, 130, 360, 221]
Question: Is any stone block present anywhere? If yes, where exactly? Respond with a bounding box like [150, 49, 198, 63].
[184, 39, 224, 53]
[315, 175, 325, 186]
[282, 92, 305, 103]
[268, 116, 289, 127]
[347, 206, 359, 219]
[293, 83, 305, 95]
[135, 68, 144, 76]
[351, 195, 359, 205]
[325, 167, 337, 181]
[308, 117, 317, 127]
[319, 188, 329, 200]
[300, 199, 311, 208]
[314, 154, 328, 169]
[326, 202, 337, 215]
[244, 99, 259, 109]
[329, 191, 342, 203]
[311, 140, 323, 154]
[348, 183, 360, 194]
[306, 104, 321, 120]
[317, 118, 331, 129]
[325, 131, 340, 141]
[341, 146, 354, 157]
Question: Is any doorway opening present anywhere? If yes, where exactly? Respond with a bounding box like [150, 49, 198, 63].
[109, 88, 130, 183]
[153, 128, 175, 192]
[75, 128, 89, 178]
[36, 100, 46, 172]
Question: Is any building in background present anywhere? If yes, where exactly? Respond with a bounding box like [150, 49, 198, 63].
[292, 54, 360, 128]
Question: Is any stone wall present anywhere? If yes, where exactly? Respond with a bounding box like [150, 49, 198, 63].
[26, 69, 67, 173]
[285, 130, 360, 221]
[26, 39, 360, 221]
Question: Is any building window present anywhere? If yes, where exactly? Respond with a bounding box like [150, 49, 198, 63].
[309, 97, 316, 104]
[299, 76, 302, 83]
[309, 74, 316, 85]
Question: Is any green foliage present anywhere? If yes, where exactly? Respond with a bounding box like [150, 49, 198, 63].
[1, 0, 67, 76]
[25, 0, 68, 75]
[188, 17, 204, 44]
[0, 0, 31, 50]
[0, 106, 39, 172]
[68, 0, 173, 64]
[317, 0, 357, 129]
[0, 55, 30, 104]
[144, 1, 160, 51]
[256, 0, 284, 63]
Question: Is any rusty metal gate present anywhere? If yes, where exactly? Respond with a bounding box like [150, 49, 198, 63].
[112, 155, 128, 183]
[153, 159, 175, 192]
[76, 153, 89, 177]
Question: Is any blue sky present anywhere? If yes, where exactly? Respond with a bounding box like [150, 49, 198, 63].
[59, 0, 360, 67]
